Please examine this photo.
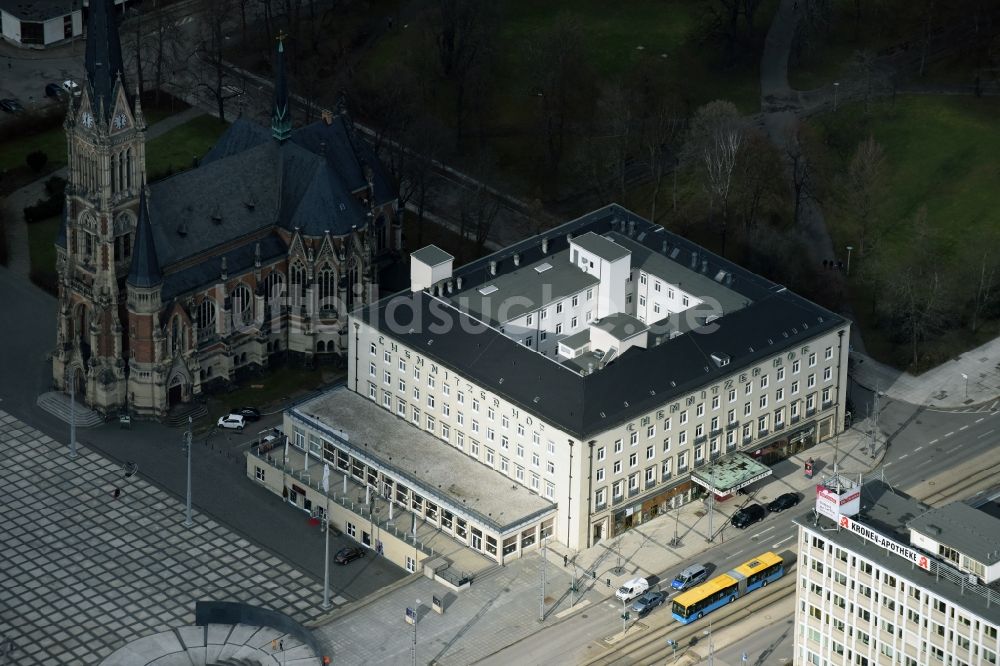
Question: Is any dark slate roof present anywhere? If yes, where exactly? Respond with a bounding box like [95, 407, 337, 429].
[161, 234, 286, 300]
[277, 142, 368, 236]
[0, 0, 73, 21]
[84, 0, 126, 119]
[148, 141, 282, 268]
[411, 245, 453, 266]
[127, 189, 162, 288]
[200, 117, 270, 165]
[361, 204, 846, 439]
[908, 503, 1000, 565]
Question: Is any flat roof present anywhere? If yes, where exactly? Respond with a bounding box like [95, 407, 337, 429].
[572, 231, 631, 262]
[450, 248, 599, 324]
[794, 481, 1000, 623]
[560, 329, 591, 350]
[908, 503, 1000, 566]
[691, 453, 772, 493]
[360, 204, 845, 439]
[291, 386, 555, 533]
[0, 0, 74, 21]
[411, 244, 453, 267]
[593, 312, 647, 341]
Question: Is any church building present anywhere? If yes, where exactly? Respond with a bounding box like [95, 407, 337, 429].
[52, 0, 401, 419]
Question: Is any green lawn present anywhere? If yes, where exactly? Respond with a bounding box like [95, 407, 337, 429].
[199, 364, 335, 431]
[0, 125, 67, 172]
[146, 114, 228, 181]
[819, 95, 1000, 368]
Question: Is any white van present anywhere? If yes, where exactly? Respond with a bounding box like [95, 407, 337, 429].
[615, 577, 649, 602]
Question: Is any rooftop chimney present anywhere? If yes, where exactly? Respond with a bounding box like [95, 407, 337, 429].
[513, 253, 520, 267]
[661, 240, 668, 253]
[447, 280, 454, 294]
[690, 251, 699, 269]
[457, 276, 463, 289]
[702, 259, 708, 273]
[542, 237, 549, 254]
[321, 109, 333, 125]
[628, 220, 636, 237]
[489, 260, 497, 276]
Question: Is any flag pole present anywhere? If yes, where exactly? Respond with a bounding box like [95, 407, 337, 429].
[322, 463, 331, 610]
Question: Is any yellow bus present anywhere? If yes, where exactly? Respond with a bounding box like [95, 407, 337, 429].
[671, 551, 784, 623]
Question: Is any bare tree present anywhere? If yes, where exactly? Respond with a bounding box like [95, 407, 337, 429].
[732, 129, 785, 232]
[195, 0, 236, 122]
[457, 155, 501, 258]
[704, 0, 765, 66]
[963, 240, 1000, 334]
[842, 135, 887, 256]
[784, 120, 824, 227]
[530, 15, 594, 184]
[400, 116, 448, 247]
[848, 49, 879, 113]
[687, 100, 744, 256]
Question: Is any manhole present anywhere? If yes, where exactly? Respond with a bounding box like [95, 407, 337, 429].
[929, 481, 936, 486]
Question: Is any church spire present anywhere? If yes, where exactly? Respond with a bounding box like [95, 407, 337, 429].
[127, 189, 162, 288]
[84, 0, 127, 120]
[271, 32, 291, 142]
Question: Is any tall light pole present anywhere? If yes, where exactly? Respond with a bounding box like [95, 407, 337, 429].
[67, 367, 77, 459]
[833, 82, 840, 111]
[412, 598, 421, 666]
[961, 373, 969, 400]
[538, 538, 547, 622]
[322, 464, 331, 610]
[845, 245, 853, 276]
[183, 416, 193, 527]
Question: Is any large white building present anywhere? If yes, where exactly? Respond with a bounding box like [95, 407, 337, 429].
[299, 203, 850, 558]
[795, 477, 1000, 665]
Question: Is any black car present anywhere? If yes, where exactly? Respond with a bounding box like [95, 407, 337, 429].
[630, 590, 666, 616]
[334, 546, 365, 565]
[229, 406, 261, 421]
[730, 503, 767, 529]
[0, 99, 24, 114]
[767, 492, 801, 513]
[45, 83, 66, 99]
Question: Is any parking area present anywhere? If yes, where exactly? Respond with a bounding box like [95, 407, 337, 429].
[0, 41, 86, 121]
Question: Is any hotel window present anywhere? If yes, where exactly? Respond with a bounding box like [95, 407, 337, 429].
[596, 468, 605, 482]
[759, 395, 767, 409]
[540, 308, 547, 319]
[776, 387, 784, 402]
[742, 423, 752, 440]
[760, 375, 768, 389]
[745, 382, 752, 395]
[744, 402, 752, 417]
[472, 420, 479, 433]
[413, 368, 420, 381]
[807, 374, 816, 388]
[668, 288, 674, 299]
[540, 331, 547, 341]
[792, 359, 800, 373]
[823, 367, 832, 381]
[809, 352, 817, 367]
[382, 392, 391, 408]
[597, 446, 606, 461]
[412, 407, 420, 424]
[639, 295, 646, 307]
[517, 423, 525, 437]
[587, 288, 593, 300]
[398, 378, 406, 392]
[640, 274, 647, 285]
[678, 431, 687, 445]
[397, 398, 406, 416]
[427, 394, 435, 409]
[825, 346, 833, 360]
[368, 384, 377, 399]
[696, 403, 705, 417]
[533, 431, 540, 445]
[516, 466, 524, 481]
[612, 481, 623, 499]
[556, 302, 563, 314]
[471, 440, 480, 455]
[758, 415, 768, 434]
[628, 474, 639, 491]
[613, 460, 622, 475]
[516, 443, 524, 457]
[729, 389, 737, 402]
[486, 448, 495, 465]
[501, 435, 509, 450]
[727, 409, 735, 424]
[457, 412, 464, 425]
[413, 387, 420, 401]
[572, 295, 579, 306]
[487, 427, 495, 441]
[524, 336, 533, 347]
[614, 439, 623, 453]
[472, 399, 480, 412]
[571, 316, 578, 327]
[500, 457, 509, 474]
[680, 410, 688, 425]
[776, 408, 785, 426]
[398, 359, 406, 372]
[531, 474, 540, 490]
[653, 304, 660, 315]
[556, 323, 563, 334]
[369, 362, 376, 377]
[710, 416, 719, 432]
[647, 425, 655, 438]
[646, 445, 655, 460]
[661, 459, 672, 480]
[443, 383, 450, 396]
[629, 452, 638, 468]
[694, 444, 703, 461]
[682, 296, 689, 306]
[441, 424, 450, 441]
[595, 488, 606, 507]
[791, 402, 800, 418]
[630, 431, 638, 445]
[443, 403, 450, 416]
[546, 461, 555, 475]
[426, 415, 435, 431]
[546, 440, 555, 454]
[369, 342, 377, 355]
[501, 415, 509, 429]
[822, 387, 831, 404]
[791, 380, 800, 395]
[383, 370, 391, 385]
[662, 437, 671, 452]
[427, 375, 435, 389]
[677, 451, 687, 469]
[695, 424, 704, 438]
[645, 466, 656, 485]
[488, 408, 495, 420]
[712, 395, 720, 410]
[532, 452, 540, 467]
[384, 350, 391, 363]
[806, 394, 816, 411]
[777, 367, 785, 382]
[457, 392, 465, 404]
[664, 417, 671, 431]
[457, 432, 465, 448]
[526, 313, 533, 325]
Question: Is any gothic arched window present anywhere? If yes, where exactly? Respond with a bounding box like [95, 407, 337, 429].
[289, 262, 306, 309]
[170, 316, 183, 355]
[262, 270, 285, 307]
[231, 284, 254, 327]
[110, 153, 118, 193]
[347, 257, 359, 310]
[317, 264, 337, 313]
[198, 299, 216, 333]
[126, 148, 133, 190]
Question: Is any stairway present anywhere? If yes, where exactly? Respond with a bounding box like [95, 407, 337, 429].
[165, 402, 209, 427]
[36, 391, 104, 427]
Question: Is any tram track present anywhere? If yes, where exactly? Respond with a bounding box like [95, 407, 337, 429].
[582, 566, 798, 665]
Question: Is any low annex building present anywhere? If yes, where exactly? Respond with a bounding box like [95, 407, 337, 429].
[290, 203, 850, 559]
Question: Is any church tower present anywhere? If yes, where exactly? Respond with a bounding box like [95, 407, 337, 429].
[53, 0, 147, 414]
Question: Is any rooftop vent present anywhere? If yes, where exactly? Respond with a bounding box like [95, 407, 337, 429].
[706, 314, 721, 324]
[690, 251, 698, 269]
[479, 285, 499, 296]
[670, 248, 680, 260]
[489, 260, 497, 276]
[498, 377, 504, 384]
[513, 253, 521, 266]
[542, 237, 549, 254]
[711, 353, 730, 368]
[748, 345, 755, 352]
[211, 212, 222, 224]
[533, 396, 541, 404]
[245, 197, 257, 211]
[427, 339, 434, 345]
[701, 259, 709, 273]
[714, 270, 727, 282]
[534, 263, 553, 273]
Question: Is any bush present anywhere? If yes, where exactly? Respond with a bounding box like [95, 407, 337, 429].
[23, 175, 67, 224]
[26, 150, 48, 173]
[29, 267, 59, 295]
[44, 175, 66, 198]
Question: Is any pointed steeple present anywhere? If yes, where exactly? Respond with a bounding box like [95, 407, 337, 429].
[85, 0, 127, 120]
[271, 32, 292, 142]
[127, 189, 162, 288]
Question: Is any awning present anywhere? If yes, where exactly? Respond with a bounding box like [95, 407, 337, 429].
[690, 452, 773, 496]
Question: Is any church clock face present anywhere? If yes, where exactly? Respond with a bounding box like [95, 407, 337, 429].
[82, 111, 94, 128]
[113, 112, 128, 129]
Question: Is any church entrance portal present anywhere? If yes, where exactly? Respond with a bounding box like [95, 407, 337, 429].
[168, 381, 184, 406]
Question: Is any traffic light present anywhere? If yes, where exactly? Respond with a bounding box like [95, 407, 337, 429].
[621, 611, 630, 621]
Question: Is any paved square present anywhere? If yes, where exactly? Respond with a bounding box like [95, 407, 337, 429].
[0, 410, 334, 664]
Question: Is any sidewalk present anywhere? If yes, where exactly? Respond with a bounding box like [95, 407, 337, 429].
[850, 338, 1000, 409]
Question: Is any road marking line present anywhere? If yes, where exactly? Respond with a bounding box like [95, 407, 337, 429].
[899, 454, 909, 460]
[947, 445, 961, 453]
[772, 536, 793, 548]
[555, 599, 591, 619]
[918, 459, 933, 466]
[976, 417, 985, 423]
[730, 548, 745, 557]
[945, 432, 955, 437]
[960, 425, 969, 431]
[929, 439, 938, 444]
[884, 462, 893, 467]
[914, 446, 923, 452]
[754, 526, 776, 538]
[978, 429, 995, 439]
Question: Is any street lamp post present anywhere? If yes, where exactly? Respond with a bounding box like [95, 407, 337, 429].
[846, 246, 853, 276]
[67, 367, 77, 459]
[183, 416, 193, 527]
[539, 538, 547, 622]
[412, 598, 421, 666]
[621, 597, 628, 634]
[834, 82, 840, 111]
[961, 373, 969, 400]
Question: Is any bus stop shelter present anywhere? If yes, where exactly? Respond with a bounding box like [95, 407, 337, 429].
[691, 452, 772, 500]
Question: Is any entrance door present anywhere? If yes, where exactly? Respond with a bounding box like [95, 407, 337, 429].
[168, 382, 183, 406]
[73, 368, 86, 398]
[592, 522, 604, 545]
[471, 528, 483, 551]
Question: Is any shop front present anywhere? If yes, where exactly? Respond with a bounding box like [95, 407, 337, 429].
[609, 479, 692, 538]
[744, 423, 818, 467]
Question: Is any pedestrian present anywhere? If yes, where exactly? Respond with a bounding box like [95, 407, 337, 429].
[271, 639, 277, 651]
[323, 656, 331, 665]
[279, 640, 284, 651]
[113, 487, 121, 499]
[563, 554, 568, 567]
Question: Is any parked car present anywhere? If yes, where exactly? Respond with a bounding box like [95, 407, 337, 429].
[0, 99, 24, 114]
[671, 564, 709, 591]
[61, 80, 81, 97]
[335, 546, 365, 565]
[730, 503, 767, 529]
[767, 492, 801, 513]
[217, 414, 245, 431]
[631, 590, 666, 616]
[615, 577, 649, 602]
[229, 406, 261, 422]
[45, 83, 66, 99]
